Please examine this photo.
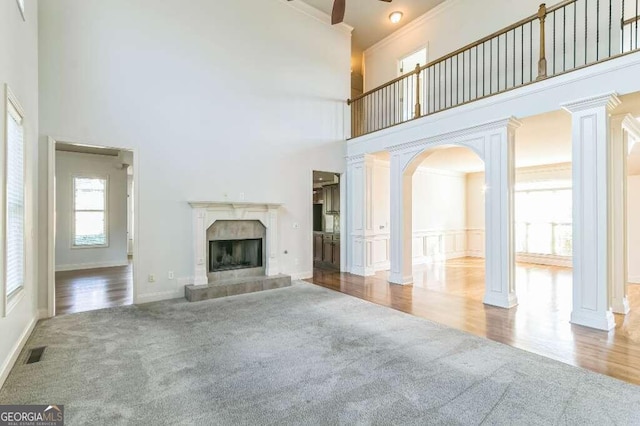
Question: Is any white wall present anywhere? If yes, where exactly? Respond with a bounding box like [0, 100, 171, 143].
[55, 151, 128, 271]
[369, 159, 467, 269]
[38, 0, 351, 304]
[363, 0, 631, 92]
[629, 175, 640, 283]
[0, 0, 39, 388]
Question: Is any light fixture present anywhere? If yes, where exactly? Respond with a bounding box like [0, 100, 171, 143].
[389, 11, 403, 24]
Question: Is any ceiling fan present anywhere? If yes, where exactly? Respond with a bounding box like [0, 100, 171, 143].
[288, 0, 393, 25]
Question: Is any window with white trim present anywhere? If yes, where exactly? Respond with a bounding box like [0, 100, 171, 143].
[73, 176, 108, 247]
[515, 183, 572, 257]
[5, 89, 25, 300]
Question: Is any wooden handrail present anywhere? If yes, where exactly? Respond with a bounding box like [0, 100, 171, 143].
[349, 11, 544, 104]
[623, 15, 640, 26]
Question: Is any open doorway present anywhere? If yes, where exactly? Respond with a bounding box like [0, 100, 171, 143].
[48, 140, 137, 316]
[312, 171, 341, 272]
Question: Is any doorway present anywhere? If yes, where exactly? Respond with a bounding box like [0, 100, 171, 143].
[47, 138, 138, 316]
[312, 171, 342, 272]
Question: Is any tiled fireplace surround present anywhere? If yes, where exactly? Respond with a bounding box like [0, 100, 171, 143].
[185, 201, 291, 302]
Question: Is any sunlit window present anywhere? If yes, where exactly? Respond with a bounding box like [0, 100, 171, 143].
[515, 186, 572, 257]
[73, 176, 108, 247]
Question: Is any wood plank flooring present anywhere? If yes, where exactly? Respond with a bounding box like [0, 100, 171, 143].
[55, 261, 133, 316]
[306, 258, 640, 386]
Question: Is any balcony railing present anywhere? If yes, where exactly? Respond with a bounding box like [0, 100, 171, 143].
[348, 0, 640, 139]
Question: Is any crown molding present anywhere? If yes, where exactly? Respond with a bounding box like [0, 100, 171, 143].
[561, 92, 621, 113]
[364, 0, 464, 57]
[282, 0, 354, 35]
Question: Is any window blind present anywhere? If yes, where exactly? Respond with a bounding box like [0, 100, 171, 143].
[6, 101, 25, 298]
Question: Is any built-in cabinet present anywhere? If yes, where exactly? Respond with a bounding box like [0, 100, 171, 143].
[324, 184, 340, 214]
[313, 232, 340, 269]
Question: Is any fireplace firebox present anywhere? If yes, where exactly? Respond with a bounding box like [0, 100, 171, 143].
[209, 238, 263, 273]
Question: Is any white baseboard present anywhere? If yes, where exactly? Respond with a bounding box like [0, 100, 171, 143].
[291, 271, 313, 280]
[0, 315, 38, 390]
[629, 276, 640, 284]
[516, 254, 572, 268]
[135, 289, 184, 304]
[55, 260, 129, 272]
[38, 308, 49, 319]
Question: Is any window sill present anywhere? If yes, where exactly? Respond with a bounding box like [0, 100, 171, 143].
[71, 244, 110, 250]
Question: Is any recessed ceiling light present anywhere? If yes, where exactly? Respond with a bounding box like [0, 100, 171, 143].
[389, 11, 403, 24]
[319, 177, 323, 181]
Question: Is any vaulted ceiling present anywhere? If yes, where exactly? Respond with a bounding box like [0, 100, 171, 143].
[300, 0, 446, 66]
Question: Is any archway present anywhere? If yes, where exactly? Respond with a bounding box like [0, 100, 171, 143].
[388, 119, 519, 308]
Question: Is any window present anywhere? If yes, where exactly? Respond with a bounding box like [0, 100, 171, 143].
[515, 184, 572, 257]
[5, 87, 25, 303]
[73, 176, 108, 247]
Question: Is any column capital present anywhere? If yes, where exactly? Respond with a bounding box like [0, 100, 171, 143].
[561, 93, 621, 113]
[346, 153, 376, 165]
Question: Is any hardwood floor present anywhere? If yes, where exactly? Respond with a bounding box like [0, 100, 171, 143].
[55, 261, 133, 315]
[306, 258, 640, 386]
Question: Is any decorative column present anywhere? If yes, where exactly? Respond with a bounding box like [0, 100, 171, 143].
[610, 115, 640, 314]
[193, 207, 208, 285]
[265, 205, 280, 277]
[347, 154, 375, 276]
[389, 151, 414, 285]
[482, 120, 519, 308]
[562, 93, 621, 331]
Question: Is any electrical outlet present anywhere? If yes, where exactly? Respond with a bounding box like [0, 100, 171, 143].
[148, 274, 156, 283]
[293, 222, 300, 229]
[239, 192, 245, 200]
[168, 271, 174, 280]
[294, 258, 299, 265]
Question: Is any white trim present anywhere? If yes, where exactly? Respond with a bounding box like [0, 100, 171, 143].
[47, 137, 140, 312]
[71, 174, 109, 249]
[291, 271, 313, 280]
[0, 314, 37, 390]
[281, 0, 353, 35]
[55, 260, 129, 272]
[136, 289, 184, 305]
[629, 276, 640, 284]
[2, 84, 27, 318]
[47, 137, 56, 317]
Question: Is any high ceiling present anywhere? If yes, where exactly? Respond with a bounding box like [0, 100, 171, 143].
[300, 0, 446, 53]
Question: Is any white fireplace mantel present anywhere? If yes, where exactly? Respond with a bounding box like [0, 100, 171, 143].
[189, 201, 283, 285]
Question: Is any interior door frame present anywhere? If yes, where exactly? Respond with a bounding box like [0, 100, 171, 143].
[47, 136, 140, 317]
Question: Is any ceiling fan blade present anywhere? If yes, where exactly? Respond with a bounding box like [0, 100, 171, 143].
[332, 0, 346, 25]
[379, 0, 392, 2]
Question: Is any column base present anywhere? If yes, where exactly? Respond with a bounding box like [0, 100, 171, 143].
[389, 272, 413, 285]
[571, 309, 616, 331]
[483, 292, 518, 309]
[351, 266, 375, 277]
[612, 297, 630, 315]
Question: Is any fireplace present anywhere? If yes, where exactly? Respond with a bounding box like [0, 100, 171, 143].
[186, 201, 291, 302]
[209, 238, 263, 272]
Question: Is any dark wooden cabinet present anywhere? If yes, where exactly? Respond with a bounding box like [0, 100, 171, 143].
[324, 184, 340, 214]
[313, 234, 324, 262]
[313, 233, 340, 270]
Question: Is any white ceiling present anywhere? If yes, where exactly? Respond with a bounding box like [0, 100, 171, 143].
[299, 0, 446, 52]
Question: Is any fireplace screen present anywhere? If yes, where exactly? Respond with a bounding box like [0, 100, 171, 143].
[209, 238, 263, 272]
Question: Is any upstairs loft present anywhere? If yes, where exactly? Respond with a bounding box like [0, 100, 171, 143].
[347, 0, 640, 139]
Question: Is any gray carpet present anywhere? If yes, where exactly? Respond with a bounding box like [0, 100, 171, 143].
[1, 282, 640, 425]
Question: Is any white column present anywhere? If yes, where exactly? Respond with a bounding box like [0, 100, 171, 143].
[265, 206, 279, 276]
[563, 94, 621, 331]
[389, 152, 413, 285]
[610, 115, 630, 314]
[193, 207, 208, 285]
[347, 154, 375, 276]
[482, 121, 518, 308]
